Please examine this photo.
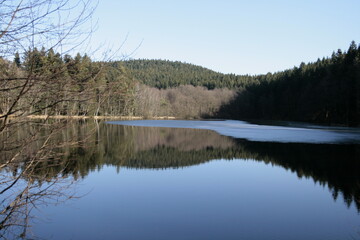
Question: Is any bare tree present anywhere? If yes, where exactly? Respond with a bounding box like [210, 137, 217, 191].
[0, 0, 96, 57]
[134, 84, 237, 119]
[0, 1, 99, 238]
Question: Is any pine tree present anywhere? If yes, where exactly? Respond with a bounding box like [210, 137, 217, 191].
[14, 52, 21, 67]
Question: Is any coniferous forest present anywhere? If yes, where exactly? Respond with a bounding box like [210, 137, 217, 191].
[218, 41, 360, 126]
[1, 41, 359, 126]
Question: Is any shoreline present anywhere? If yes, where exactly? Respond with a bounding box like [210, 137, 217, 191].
[25, 115, 176, 120]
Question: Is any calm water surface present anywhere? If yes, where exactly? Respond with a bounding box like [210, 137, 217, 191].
[3, 120, 360, 239]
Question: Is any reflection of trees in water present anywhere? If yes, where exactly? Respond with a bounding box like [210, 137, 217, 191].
[0, 120, 86, 239]
[0, 173, 77, 239]
[47, 123, 360, 211]
[122, 128, 360, 211]
[87, 123, 360, 211]
[1, 121, 359, 238]
[237, 141, 360, 211]
[132, 126, 234, 151]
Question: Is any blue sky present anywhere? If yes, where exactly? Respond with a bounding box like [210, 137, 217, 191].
[90, 0, 360, 75]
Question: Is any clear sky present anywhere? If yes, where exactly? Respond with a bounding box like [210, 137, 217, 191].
[89, 0, 360, 75]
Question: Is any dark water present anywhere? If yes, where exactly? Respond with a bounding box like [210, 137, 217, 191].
[1, 120, 360, 239]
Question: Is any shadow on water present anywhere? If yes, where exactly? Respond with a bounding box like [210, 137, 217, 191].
[1, 120, 360, 238]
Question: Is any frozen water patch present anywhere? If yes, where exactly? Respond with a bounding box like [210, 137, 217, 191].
[107, 120, 360, 144]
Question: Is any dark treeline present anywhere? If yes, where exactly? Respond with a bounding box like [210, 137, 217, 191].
[2, 122, 359, 211]
[217, 41, 360, 126]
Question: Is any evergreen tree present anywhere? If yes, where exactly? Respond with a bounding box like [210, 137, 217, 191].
[14, 52, 21, 67]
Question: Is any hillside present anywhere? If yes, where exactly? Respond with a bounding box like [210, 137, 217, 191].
[121, 42, 359, 126]
[120, 59, 255, 89]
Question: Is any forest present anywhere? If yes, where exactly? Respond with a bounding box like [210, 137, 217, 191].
[1, 42, 359, 125]
[121, 42, 360, 126]
[121, 59, 255, 89]
[1, 50, 236, 119]
[217, 41, 360, 127]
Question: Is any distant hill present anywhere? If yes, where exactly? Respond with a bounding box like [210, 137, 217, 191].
[115, 41, 360, 126]
[120, 59, 255, 89]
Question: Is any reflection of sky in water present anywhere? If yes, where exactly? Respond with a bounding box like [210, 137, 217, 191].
[33, 160, 360, 240]
[108, 120, 360, 144]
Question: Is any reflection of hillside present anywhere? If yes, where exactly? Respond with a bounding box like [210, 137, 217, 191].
[109, 124, 360, 211]
[1, 122, 359, 211]
[131, 126, 234, 151]
[98, 124, 360, 211]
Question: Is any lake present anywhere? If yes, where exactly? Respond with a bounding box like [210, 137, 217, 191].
[1, 120, 360, 239]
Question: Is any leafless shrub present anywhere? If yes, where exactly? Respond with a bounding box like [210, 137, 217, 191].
[134, 84, 237, 119]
